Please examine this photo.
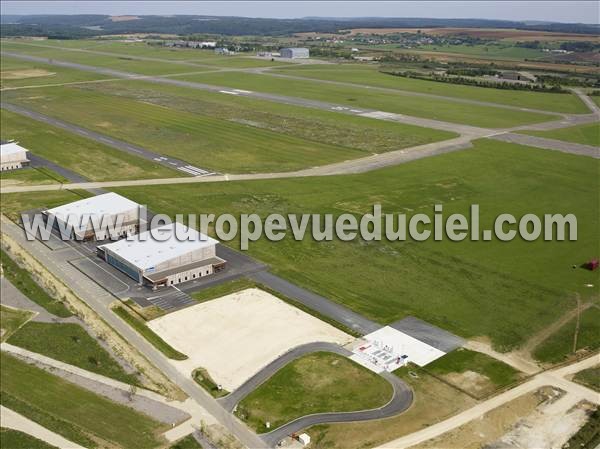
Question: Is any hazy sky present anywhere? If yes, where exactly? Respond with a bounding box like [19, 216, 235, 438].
[1, 1, 599, 24]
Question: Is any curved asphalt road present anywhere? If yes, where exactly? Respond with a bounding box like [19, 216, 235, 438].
[217, 342, 413, 447]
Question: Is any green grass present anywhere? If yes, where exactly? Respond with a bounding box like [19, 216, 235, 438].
[426, 348, 522, 397]
[410, 42, 548, 60]
[0, 249, 72, 318]
[192, 367, 229, 398]
[0, 109, 183, 181]
[1, 55, 110, 89]
[169, 434, 203, 449]
[272, 63, 588, 114]
[236, 352, 393, 433]
[74, 78, 456, 156]
[177, 71, 554, 128]
[191, 277, 258, 303]
[0, 428, 58, 449]
[0, 305, 34, 342]
[573, 366, 600, 392]
[113, 139, 599, 351]
[520, 122, 600, 147]
[0, 167, 68, 186]
[533, 307, 600, 364]
[0, 189, 91, 222]
[563, 408, 600, 449]
[112, 305, 188, 360]
[7, 321, 141, 385]
[0, 352, 166, 449]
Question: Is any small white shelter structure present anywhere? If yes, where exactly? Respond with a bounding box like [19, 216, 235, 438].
[298, 433, 311, 446]
[0, 142, 30, 171]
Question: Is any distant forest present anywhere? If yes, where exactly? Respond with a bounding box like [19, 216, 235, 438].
[1, 15, 599, 38]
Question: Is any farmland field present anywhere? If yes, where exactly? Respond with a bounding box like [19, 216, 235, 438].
[177, 71, 554, 127]
[0, 352, 167, 449]
[520, 122, 600, 147]
[110, 139, 599, 352]
[1, 109, 184, 181]
[2, 84, 454, 173]
[270, 63, 588, 114]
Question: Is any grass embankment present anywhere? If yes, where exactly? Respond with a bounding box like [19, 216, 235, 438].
[520, 122, 600, 147]
[192, 368, 229, 398]
[0, 352, 166, 449]
[236, 352, 393, 433]
[112, 305, 188, 360]
[308, 366, 477, 449]
[8, 321, 140, 385]
[113, 139, 599, 352]
[0, 305, 34, 342]
[533, 307, 600, 364]
[0, 428, 57, 449]
[574, 366, 600, 392]
[272, 63, 588, 114]
[425, 348, 522, 398]
[0, 249, 72, 318]
[0, 109, 183, 181]
[0, 167, 69, 186]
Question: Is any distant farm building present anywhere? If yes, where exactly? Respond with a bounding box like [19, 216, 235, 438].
[98, 222, 226, 289]
[498, 71, 537, 83]
[280, 47, 310, 59]
[0, 142, 30, 171]
[43, 192, 141, 241]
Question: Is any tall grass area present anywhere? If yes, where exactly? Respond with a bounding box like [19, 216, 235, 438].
[0, 428, 57, 449]
[0, 249, 72, 318]
[0, 305, 34, 342]
[0, 353, 166, 449]
[112, 139, 598, 351]
[8, 321, 141, 385]
[272, 63, 587, 114]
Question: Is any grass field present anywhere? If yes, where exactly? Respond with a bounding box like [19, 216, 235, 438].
[8, 321, 141, 385]
[0, 167, 69, 186]
[520, 122, 600, 147]
[533, 307, 600, 364]
[1, 109, 183, 181]
[0, 305, 34, 342]
[0, 352, 166, 449]
[0, 249, 72, 318]
[3, 85, 384, 173]
[0, 189, 91, 222]
[236, 352, 393, 432]
[0, 428, 57, 449]
[271, 63, 588, 114]
[308, 366, 477, 449]
[112, 139, 599, 352]
[425, 348, 522, 398]
[112, 305, 188, 360]
[177, 71, 554, 128]
[191, 277, 257, 303]
[573, 366, 600, 392]
[1, 55, 109, 89]
[169, 434, 203, 449]
[72, 79, 457, 155]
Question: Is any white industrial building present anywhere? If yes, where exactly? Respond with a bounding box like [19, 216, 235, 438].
[0, 142, 30, 171]
[98, 222, 226, 289]
[280, 47, 310, 59]
[43, 192, 141, 241]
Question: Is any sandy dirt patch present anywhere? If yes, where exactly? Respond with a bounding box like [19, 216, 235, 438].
[148, 288, 353, 391]
[445, 370, 493, 397]
[1, 69, 55, 80]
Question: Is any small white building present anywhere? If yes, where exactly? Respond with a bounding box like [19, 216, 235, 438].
[298, 433, 311, 446]
[43, 192, 141, 241]
[0, 142, 30, 171]
[280, 47, 310, 59]
[98, 222, 226, 289]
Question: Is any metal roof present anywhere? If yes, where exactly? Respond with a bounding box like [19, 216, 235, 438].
[0, 142, 28, 157]
[99, 222, 219, 270]
[45, 192, 140, 221]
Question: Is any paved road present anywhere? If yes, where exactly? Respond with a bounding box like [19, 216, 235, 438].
[1, 101, 215, 178]
[376, 355, 600, 449]
[1, 405, 86, 449]
[262, 368, 413, 447]
[250, 271, 380, 335]
[490, 132, 599, 158]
